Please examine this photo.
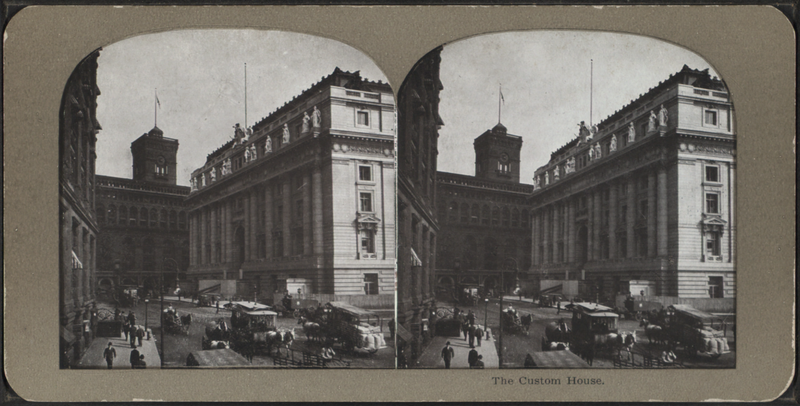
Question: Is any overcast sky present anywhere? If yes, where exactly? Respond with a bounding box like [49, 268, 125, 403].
[95, 30, 388, 185]
[436, 31, 719, 183]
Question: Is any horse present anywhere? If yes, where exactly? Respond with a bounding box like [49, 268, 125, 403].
[202, 336, 231, 350]
[298, 317, 321, 342]
[640, 319, 665, 345]
[205, 320, 231, 341]
[180, 313, 192, 328]
[255, 329, 294, 356]
[614, 332, 637, 363]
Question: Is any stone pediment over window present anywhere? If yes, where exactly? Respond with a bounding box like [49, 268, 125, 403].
[701, 214, 727, 233]
[356, 213, 381, 231]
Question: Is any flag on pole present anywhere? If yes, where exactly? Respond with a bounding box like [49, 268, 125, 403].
[156, 94, 161, 109]
[500, 87, 505, 103]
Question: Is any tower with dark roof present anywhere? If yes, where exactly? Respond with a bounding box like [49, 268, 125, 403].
[130, 126, 179, 184]
[473, 122, 523, 183]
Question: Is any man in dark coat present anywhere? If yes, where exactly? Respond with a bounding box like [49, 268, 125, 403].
[475, 325, 483, 347]
[103, 342, 116, 369]
[467, 310, 476, 326]
[468, 324, 476, 348]
[468, 346, 479, 368]
[474, 355, 485, 368]
[441, 341, 454, 369]
[129, 348, 140, 369]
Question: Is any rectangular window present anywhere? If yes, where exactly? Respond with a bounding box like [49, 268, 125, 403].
[708, 276, 723, 298]
[705, 193, 719, 214]
[357, 110, 369, 126]
[705, 110, 718, 126]
[364, 273, 379, 295]
[705, 231, 721, 257]
[360, 230, 375, 256]
[360, 192, 373, 212]
[705, 165, 719, 182]
[359, 165, 372, 181]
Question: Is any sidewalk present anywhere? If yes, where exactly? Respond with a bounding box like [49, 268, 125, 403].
[76, 330, 161, 369]
[415, 327, 499, 369]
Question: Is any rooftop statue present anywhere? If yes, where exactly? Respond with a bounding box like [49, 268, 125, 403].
[312, 105, 322, 128]
[264, 137, 273, 154]
[302, 112, 311, 133]
[628, 122, 636, 143]
[658, 104, 668, 127]
[553, 166, 560, 181]
[210, 168, 216, 182]
[244, 146, 251, 163]
[282, 123, 290, 144]
[610, 134, 617, 152]
[234, 123, 245, 143]
[595, 143, 602, 159]
[250, 144, 257, 160]
[648, 110, 657, 132]
[566, 157, 576, 174]
[190, 177, 197, 191]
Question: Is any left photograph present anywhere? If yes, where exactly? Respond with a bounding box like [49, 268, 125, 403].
[59, 30, 396, 369]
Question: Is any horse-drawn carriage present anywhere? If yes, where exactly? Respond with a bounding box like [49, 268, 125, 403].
[662, 304, 730, 359]
[162, 308, 192, 335]
[115, 286, 140, 308]
[542, 319, 571, 351]
[566, 302, 636, 358]
[223, 302, 292, 357]
[500, 308, 529, 336]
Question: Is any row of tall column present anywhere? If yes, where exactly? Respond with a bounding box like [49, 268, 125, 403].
[531, 166, 668, 267]
[189, 165, 324, 268]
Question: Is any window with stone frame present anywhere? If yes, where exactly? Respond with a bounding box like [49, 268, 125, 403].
[481, 205, 490, 225]
[360, 193, 373, 213]
[708, 276, 724, 298]
[705, 165, 720, 183]
[359, 165, 372, 182]
[360, 229, 376, 258]
[364, 273, 379, 295]
[705, 193, 720, 214]
[460, 203, 469, 223]
[704, 109, 718, 126]
[471, 204, 480, 224]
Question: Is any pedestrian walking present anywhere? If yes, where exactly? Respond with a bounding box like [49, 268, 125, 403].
[441, 341, 454, 369]
[462, 321, 469, 341]
[129, 325, 138, 348]
[136, 326, 145, 346]
[556, 300, 561, 314]
[475, 325, 483, 347]
[474, 355, 485, 368]
[129, 348, 140, 368]
[468, 325, 475, 348]
[467, 310, 475, 326]
[122, 322, 130, 340]
[216, 300, 220, 314]
[586, 342, 595, 366]
[103, 342, 116, 369]
[468, 346, 478, 367]
[127, 311, 136, 326]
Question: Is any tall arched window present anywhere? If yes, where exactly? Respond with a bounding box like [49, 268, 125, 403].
[97, 204, 105, 224]
[481, 205, 490, 225]
[108, 205, 117, 225]
[471, 204, 479, 224]
[118, 206, 127, 227]
[149, 208, 157, 228]
[140, 208, 148, 227]
[491, 207, 500, 226]
[448, 201, 458, 223]
[460, 203, 469, 223]
[484, 237, 498, 269]
[502, 207, 510, 227]
[464, 236, 478, 269]
[129, 207, 138, 226]
[169, 210, 177, 229]
[160, 209, 168, 228]
[511, 208, 520, 227]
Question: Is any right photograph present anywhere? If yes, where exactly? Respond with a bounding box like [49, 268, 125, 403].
[396, 31, 735, 369]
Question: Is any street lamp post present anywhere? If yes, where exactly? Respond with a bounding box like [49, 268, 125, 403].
[484, 298, 489, 339]
[144, 299, 149, 332]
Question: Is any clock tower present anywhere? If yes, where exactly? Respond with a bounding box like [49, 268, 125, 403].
[473, 123, 523, 183]
[130, 126, 179, 185]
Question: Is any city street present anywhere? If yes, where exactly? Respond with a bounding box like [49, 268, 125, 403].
[112, 297, 395, 368]
[437, 297, 735, 369]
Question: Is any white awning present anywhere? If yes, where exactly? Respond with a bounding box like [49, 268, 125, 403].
[410, 248, 422, 267]
[71, 251, 83, 269]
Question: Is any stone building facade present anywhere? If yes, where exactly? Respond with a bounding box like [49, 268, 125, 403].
[529, 65, 735, 300]
[397, 47, 444, 357]
[95, 126, 190, 298]
[59, 48, 102, 367]
[185, 68, 395, 306]
[435, 123, 534, 300]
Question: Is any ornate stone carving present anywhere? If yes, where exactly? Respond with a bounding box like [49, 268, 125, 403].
[553, 165, 560, 181]
[302, 112, 311, 133]
[566, 157, 576, 174]
[244, 146, 251, 162]
[209, 169, 216, 182]
[595, 143, 602, 159]
[610, 135, 617, 152]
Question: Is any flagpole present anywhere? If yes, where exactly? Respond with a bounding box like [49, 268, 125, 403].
[590, 59, 593, 126]
[155, 88, 158, 127]
[498, 84, 502, 124]
[244, 63, 247, 129]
